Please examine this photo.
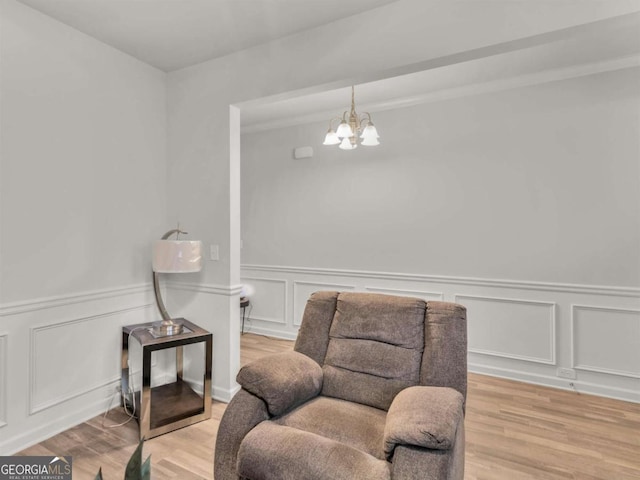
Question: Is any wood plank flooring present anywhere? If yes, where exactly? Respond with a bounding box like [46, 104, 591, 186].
[17, 333, 640, 480]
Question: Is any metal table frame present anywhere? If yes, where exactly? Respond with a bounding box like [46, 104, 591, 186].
[121, 318, 212, 439]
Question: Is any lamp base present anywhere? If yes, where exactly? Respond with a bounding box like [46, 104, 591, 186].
[152, 319, 184, 336]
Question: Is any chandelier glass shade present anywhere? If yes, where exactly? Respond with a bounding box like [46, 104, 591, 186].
[323, 86, 379, 150]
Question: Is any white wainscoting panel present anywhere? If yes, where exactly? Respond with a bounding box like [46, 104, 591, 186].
[293, 281, 356, 326]
[456, 295, 556, 365]
[0, 334, 7, 428]
[29, 304, 151, 414]
[0, 285, 162, 455]
[241, 277, 287, 324]
[365, 286, 443, 301]
[241, 264, 640, 403]
[571, 305, 640, 378]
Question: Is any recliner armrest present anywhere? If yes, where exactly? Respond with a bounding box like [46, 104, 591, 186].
[383, 386, 464, 459]
[236, 350, 323, 416]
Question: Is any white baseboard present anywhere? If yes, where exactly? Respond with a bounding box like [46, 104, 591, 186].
[241, 325, 298, 341]
[0, 382, 119, 456]
[469, 364, 640, 404]
[213, 384, 240, 403]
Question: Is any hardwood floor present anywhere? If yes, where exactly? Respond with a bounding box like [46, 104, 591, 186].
[464, 375, 640, 480]
[17, 333, 640, 480]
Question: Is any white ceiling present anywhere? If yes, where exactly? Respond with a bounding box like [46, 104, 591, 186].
[15, 0, 640, 129]
[16, 0, 399, 71]
[242, 11, 640, 131]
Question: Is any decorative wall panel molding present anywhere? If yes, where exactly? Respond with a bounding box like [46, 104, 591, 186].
[365, 286, 443, 301]
[240, 277, 287, 324]
[293, 281, 356, 326]
[29, 304, 152, 414]
[571, 305, 640, 378]
[0, 334, 7, 428]
[455, 295, 556, 365]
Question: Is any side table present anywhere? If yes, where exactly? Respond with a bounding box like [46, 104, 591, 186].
[121, 318, 212, 439]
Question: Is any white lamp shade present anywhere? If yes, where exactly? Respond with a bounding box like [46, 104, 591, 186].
[153, 240, 202, 273]
[335, 121, 354, 138]
[323, 130, 341, 145]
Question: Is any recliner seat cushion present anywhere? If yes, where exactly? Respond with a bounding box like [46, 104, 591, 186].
[322, 292, 426, 410]
[237, 422, 391, 480]
[272, 396, 387, 460]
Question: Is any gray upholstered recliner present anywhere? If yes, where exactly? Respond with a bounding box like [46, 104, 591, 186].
[215, 291, 467, 480]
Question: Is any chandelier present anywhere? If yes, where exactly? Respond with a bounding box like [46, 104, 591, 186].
[323, 86, 379, 150]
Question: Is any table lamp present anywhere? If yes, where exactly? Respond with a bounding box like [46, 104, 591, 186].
[152, 228, 202, 335]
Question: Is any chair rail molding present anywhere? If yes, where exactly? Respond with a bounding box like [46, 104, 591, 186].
[0, 283, 152, 317]
[165, 281, 243, 297]
[365, 286, 444, 301]
[241, 264, 640, 297]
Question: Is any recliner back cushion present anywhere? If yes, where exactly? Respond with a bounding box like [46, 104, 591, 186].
[321, 292, 425, 410]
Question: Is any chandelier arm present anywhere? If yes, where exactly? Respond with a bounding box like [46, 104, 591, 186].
[328, 116, 342, 130]
[160, 228, 187, 240]
[359, 112, 373, 127]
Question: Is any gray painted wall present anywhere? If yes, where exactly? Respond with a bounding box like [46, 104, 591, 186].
[242, 68, 640, 288]
[240, 67, 640, 403]
[0, 0, 167, 453]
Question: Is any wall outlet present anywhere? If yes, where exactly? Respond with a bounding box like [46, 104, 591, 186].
[210, 244, 219, 261]
[557, 367, 577, 380]
[121, 390, 134, 408]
